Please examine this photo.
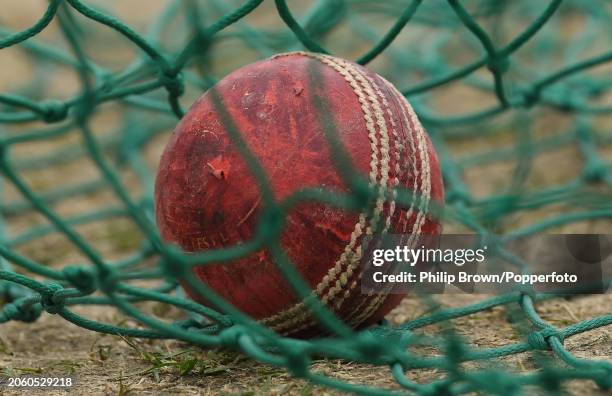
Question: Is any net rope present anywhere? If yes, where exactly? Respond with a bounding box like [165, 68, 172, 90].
[0, 0, 611, 394]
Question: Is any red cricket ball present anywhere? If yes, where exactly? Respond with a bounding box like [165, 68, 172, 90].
[155, 52, 444, 337]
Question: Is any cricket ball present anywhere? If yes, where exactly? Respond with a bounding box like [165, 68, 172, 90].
[155, 52, 444, 337]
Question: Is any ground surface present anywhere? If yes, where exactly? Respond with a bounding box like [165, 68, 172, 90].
[1, 295, 610, 395]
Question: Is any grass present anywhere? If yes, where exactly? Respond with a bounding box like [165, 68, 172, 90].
[118, 335, 251, 381]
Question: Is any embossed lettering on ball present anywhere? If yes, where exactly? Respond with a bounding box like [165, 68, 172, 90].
[155, 52, 444, 337]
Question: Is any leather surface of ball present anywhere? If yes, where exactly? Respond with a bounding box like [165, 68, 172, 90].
[155, 52, 444, 337]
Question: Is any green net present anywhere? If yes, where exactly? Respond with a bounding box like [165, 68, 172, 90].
[0, 0, 611, 394]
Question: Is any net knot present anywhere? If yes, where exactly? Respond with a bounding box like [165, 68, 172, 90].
[356, 332, 385, 360]
[62, 265, 96, 294]
[173, 317, 204, 330]
[486, 56, 510, 74]
[351, 178, 375, 210]
[527, 326, 564, 350]
[40, 100, 68, 123]
[41, 283, 65, 315]
[444, 332, 467, 366]
[2, 302, 20, 321]
[159, 70, 185, 97]
[98, 267, 119, 294]
[256, 207, 285, 241]
[3, 300, 42, 323]
[520, 88, 540, 108]
[219, 325, 245, 348]
[161, 245, 188, 279]
[514, 284, 536, 300]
